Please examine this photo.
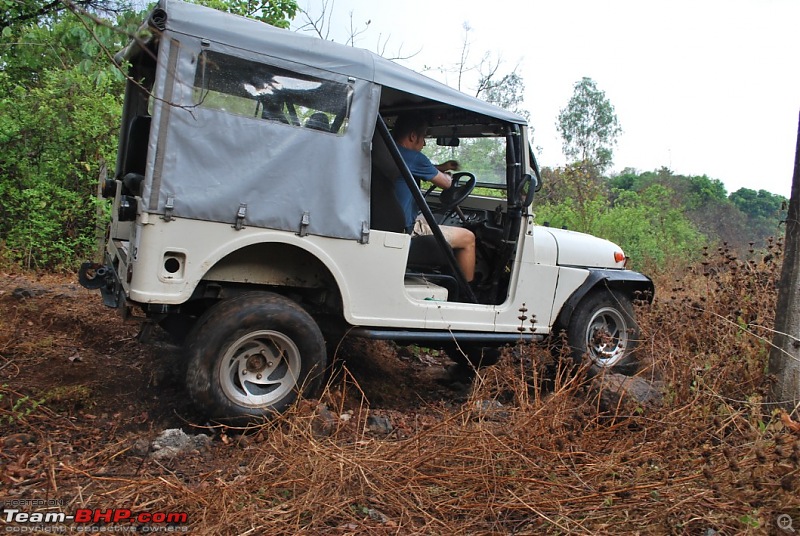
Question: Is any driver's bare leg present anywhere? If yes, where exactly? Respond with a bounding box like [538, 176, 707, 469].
[413, 219, 476, 282]
[442, 226, 475, 282]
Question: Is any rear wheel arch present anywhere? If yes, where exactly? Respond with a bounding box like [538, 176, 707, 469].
[203, 242, 342, 303]
[157, 242, 346, 342]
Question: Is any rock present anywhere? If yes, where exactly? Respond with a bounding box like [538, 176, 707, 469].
[590, 371, 664, 414]
[366, 508, 389, 523]
[12, 287, 50, 299]
[3, 433, 35, 448]
[474, 400, 509, 421]
[129, 438, 151, 457]
[311, 404, 338, 438]
[150, 428, 211, 460]
[366, 415, 393, 434]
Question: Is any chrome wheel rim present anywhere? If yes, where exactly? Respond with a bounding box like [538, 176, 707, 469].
[218, 330, 301, 408]
[585, 307, 630, 368]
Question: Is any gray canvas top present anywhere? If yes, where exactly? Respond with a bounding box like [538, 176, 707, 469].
[126, 0, 526, 242]
[145, 0, 526, 126]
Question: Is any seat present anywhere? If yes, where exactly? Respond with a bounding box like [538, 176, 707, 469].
[305, 112, 331, 132]
[369, 129, 408, 234]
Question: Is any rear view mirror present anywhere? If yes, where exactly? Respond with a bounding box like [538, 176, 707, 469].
[436, 136, 460, 147]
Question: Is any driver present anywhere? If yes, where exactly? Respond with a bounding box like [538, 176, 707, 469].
[392, 112, 476, 282]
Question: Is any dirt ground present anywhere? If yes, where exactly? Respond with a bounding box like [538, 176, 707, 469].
[0, 271, 469, 478]
[2, 266, 800, 534]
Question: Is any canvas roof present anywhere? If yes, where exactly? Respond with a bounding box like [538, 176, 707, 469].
[141, 0, 527, 126]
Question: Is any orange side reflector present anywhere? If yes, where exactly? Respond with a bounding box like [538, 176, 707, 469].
[614, 251, 625, 263]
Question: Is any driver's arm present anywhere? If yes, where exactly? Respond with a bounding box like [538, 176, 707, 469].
[431, 171, 453, 189]
[435, 159, 460, 173]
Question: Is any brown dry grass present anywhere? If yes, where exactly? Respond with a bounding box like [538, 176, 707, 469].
[2, 241, 800, 534]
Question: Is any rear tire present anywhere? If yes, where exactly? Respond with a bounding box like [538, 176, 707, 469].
[185, 292, 326, 424]
[566, 290, 640, 373]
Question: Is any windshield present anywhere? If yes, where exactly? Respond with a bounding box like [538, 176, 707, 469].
[423, 136, 507, 197]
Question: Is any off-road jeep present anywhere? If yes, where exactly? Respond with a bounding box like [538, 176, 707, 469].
[80, 0, 654, 422]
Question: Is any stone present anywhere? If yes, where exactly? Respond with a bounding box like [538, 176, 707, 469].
[590, 371, 664, 414]
[366, 415, 393, 434]
[150, 428, 211, 460]
[311, 404, 338, 438]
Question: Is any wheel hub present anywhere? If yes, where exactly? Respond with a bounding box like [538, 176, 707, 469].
[244, 352, 269, 374]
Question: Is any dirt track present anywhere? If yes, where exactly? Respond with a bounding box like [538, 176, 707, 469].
[2, 263, 800, 534]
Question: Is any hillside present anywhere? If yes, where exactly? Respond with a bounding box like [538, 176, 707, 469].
[1, 244, 799, 534]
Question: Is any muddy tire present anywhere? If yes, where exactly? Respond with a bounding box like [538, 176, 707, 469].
[567, 290, 640, 373]
[185, 292, 326, 424]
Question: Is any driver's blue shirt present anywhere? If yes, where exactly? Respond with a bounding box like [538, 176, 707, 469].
[394, 146, 438, 230]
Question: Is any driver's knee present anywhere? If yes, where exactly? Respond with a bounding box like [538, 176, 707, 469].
[445, 226, 475, 250]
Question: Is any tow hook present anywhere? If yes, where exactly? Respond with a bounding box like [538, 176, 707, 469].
[78, 262, 112, 290]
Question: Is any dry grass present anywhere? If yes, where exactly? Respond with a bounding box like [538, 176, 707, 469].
[2, 242, 800, 534]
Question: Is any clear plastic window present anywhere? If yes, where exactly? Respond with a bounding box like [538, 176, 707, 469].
[424, 136, 507, 195]
[193, 50, 353, 135]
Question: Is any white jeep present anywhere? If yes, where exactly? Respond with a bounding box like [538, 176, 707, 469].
[81, 0, 654, 422]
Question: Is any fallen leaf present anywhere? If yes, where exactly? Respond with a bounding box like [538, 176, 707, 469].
[780, 411, 800, 434]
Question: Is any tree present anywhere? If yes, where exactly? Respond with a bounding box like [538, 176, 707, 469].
[0, 10, 125, 269]
[477, 70, 529, 122]
[192, 0, 297, 27]
[0, 0, 301, 269]
[1, 0, 126, 30]
[557, 77, 621, 171]
[768, 111, 800, 416]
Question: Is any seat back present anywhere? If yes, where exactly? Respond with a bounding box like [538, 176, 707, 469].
[305, 112, 331, 132]
[369, 129, 407, 233]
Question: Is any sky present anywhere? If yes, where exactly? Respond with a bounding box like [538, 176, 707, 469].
[292, 0, 800, 197]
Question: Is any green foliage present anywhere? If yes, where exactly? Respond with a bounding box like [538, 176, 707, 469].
[730, 187, 786, 223]
[535, 172, 707, 273]
[557, 77, 621, 171]
[190, 0, 297, 27]
[477, 71, 530, 121]
[0, 384, 44, 425]
[1, 0, 116, 29]
[0, 14, 122, 269]
[607, 168, 786, 251]
[598, 186, 707, 271]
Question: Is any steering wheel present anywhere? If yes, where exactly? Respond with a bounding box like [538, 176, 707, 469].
[438, 171, 476, 212]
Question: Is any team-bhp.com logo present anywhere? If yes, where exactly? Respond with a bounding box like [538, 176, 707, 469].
[3, 504, 189, 533]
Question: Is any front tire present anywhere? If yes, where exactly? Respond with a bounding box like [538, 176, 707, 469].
[567, 290, 639, 372]
[185, 292, 326, 424]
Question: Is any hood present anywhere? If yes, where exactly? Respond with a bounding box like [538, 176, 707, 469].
[541, 227, 626, 269]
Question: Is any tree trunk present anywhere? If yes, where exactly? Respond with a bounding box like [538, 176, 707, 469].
[769, 111, 800, 416]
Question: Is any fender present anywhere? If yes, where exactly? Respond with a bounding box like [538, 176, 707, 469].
[554, 268, 654, 329]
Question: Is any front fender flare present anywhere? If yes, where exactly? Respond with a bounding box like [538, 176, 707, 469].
[554, 269, 654, 330]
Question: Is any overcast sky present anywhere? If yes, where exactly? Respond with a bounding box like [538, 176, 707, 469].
[293, 0, 799, 197]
